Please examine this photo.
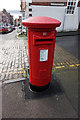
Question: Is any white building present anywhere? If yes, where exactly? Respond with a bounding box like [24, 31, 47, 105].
[25, 0, 80, 32]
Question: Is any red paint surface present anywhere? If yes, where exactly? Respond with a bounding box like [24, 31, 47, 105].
[22, 17, 61, 86]
[22, 16, 61, 29]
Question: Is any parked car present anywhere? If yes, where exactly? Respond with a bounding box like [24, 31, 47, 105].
[0, 26, 8, 34]
[7, 26, 11, 32]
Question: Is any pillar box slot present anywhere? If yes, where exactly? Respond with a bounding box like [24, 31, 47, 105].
[36, 39, 53, 42]
[33, 34, 55, 45]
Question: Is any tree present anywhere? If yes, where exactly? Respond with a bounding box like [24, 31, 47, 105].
[2, 9, 7, 13]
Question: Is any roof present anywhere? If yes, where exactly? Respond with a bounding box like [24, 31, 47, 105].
[32, 0, 80, 2]
[32, 0, 67, 2]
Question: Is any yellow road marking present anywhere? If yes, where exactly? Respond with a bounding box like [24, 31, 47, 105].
[60, 63, 63, 65]
[5, 71, 26, 75]
[17, 71, 26, 74]
[69, 65, 75, 67]
[66, 62, 69, 64]
[18, 68, 24, 70]
[2, 68, 25, 73]
[56, 66, 65, 69]
[76, 64, 80, 67]
[1, 63, 80, 75]
[56, 63, 80, 69]
[56, 63, 60, 65]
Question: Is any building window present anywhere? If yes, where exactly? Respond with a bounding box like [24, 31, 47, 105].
[29, 14, 32, 17]
[66, 0, 78, 14]
[29, 8, 32, 12]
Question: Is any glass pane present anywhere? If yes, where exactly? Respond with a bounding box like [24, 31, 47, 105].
[72, 11, 74, 14]
[71, 2, 73, 5]
[68, 2, 70, 5]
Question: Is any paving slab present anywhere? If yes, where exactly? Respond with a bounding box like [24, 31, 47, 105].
[54, 35, 79, 116]
[2, 79, 78, 118]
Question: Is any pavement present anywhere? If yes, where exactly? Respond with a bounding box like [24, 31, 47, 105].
[0, 30, 79, 118]
[0, 30, 28, 81]
[56, 34, 79, 58]
[55, 36, 79, 114]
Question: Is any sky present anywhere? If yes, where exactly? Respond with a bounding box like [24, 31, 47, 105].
[0, 0, 21, 19]
[0, 0, 21, 10]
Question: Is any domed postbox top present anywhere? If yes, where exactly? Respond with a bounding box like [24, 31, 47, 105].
[22, 16, 61, 29]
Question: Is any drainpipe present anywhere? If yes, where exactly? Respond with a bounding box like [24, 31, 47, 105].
[62, 6, 67, 32]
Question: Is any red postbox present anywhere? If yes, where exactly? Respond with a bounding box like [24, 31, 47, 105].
[22, 16, 61, 92]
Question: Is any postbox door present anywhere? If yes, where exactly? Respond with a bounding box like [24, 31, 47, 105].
[28, 29, 56, 85]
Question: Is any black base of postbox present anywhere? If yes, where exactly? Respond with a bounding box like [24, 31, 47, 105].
[29, 82, 50, 92]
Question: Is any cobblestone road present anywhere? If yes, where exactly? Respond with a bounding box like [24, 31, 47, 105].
[0, 30, 28, 81]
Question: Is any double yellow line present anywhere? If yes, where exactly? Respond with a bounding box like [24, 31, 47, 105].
[1, 68, 26, 75]
[55, 64, 80, 69]
[5, 71, 26, 75]
[0, 63, 80, 75]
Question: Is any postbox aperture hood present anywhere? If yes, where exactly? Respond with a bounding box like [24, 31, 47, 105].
[22, 16, 61, 29]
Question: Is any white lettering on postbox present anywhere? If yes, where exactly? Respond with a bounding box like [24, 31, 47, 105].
[40, 49, 48, 62]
